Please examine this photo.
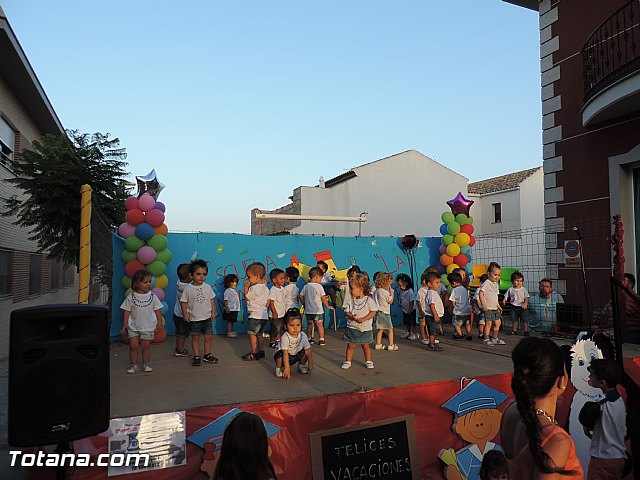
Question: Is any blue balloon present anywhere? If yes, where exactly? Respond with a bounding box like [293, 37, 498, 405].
[461, 245, 472, 255]
[135, 223, 154, 241]
[151, 276, 156, 288]
[464, 265, 473, 274]
[439, 224, 448, 236]
[161, 301, 169, 315]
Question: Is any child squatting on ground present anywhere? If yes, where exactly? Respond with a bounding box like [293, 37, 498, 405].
[173, 263, 192, 357]
[504, 271, 530, 336]
[121, 269, 163, 373]
[274, 308, 314, 379]
[300, 267, 334, 346]
[243, 262, 270, 361]
[342, 273, 378, 369]
[373, 272, 398, 351]
[478, 262, 505, 347]
[180, 259, 219, 366]
[223, 273, 240, 338]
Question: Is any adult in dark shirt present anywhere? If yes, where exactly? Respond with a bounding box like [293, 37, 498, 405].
[621, 273, 640, 344]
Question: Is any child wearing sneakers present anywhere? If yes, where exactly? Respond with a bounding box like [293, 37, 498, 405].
[396, 273, 417, 340]
[478, 262, 505, 347]
[268, 268, 286, 348]
[374, 272, 398, 351]
[283, 266, 300, 310]
[242, 262, 270, 361]
[342, 273, 378, 369]
[473, 273, 488, 339]
[448, 272, 472, 340]
[422, 271, 444, 351]
[173, 263, 192, 357]
[180, 259, 219, 366]
[427, 266, 446, 335]
[416, 274, 431, 344]
[222, 274, 240, 338]
[300, 267, 334, 346]
[504, 271, 530, 336]
[274, 308, 313, 379]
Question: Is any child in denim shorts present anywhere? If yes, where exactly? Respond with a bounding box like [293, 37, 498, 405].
[242, 262, 269, 361]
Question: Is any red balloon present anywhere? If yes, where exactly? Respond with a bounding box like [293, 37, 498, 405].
[145, 209, 165, 228]
[460, 224, 474, 235]
[454, 254, 469, 267]
[469, 235, 476, 247]
[126, 208, 145, 226]
[125, 260, 145, 277]
[124, 196, 139, 211]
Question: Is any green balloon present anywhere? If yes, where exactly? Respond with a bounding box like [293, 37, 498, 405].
[122, 275, 132, 289]
[443, 234, 454, 245]
[447, 222, 461, 235]
[467, 216, 474, 225]
[147, 234, 169, 252]
[122, 250, 137, 262]
[455, 213, 468, 225]
[440, 274, 450, 287]
[441, 212, 455, 224]
[125, 288, 133, 297]
[124, 236, 144, 252]
[148, 260, 167, 277]
[155, 248, 173, 264]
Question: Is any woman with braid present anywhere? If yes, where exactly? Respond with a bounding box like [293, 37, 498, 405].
[500, 337, 583, 479]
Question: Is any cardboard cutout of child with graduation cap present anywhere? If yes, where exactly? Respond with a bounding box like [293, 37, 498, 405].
[438, 379, 508, 480]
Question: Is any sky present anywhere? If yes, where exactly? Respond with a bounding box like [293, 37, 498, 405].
[3, 1, 541, 233]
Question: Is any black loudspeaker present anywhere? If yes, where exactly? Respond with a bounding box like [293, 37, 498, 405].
[9, 304, 110, 447]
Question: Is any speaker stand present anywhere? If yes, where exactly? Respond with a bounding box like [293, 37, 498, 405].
[55, 442, 71, 480]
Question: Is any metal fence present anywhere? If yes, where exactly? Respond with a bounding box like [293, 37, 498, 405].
[88, 199, 114, 310]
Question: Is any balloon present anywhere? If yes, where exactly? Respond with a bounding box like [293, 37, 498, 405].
[154, 274, 169, 289]
[464, 265, 473, 274]
[469, 235, 476, 247]
[437, 265, 446, 275]
[137, 245, 157, 264]
[122, 249, 137, 263]
[124, 235, 144, 252]
[161, 301, 169, 315]
[150, 276, 156, 287]
[147, 234, 169, 251]
[155, 248, 172, 264]
[135, 223, 155, 241]
[467, 216, 474, 225]
[440, 274, 450, 287]
[124, 196, 139, 211]
[126, 208, 145, 226]
[122, 276, 132, 289]
[454, 233, 471, 247]
[125, 260, 146, 278]
[446, 264, 460, 274]
[460, 224, 474, 235]
[442, 234, 454, 245]
[154, 224, 168, 236]
[441, 212, 455, 224]
[454, 254, 469, 267]
[138, 193, 156, 212]
[438, 244, 447, 255]
[446, 243, 461, 257]
[447, 222, 461, 235]
[446, 192, 475, 216]
[148, 260, 167, 277]
[155, 201, 166, 213]
[145, 209, 165, 227]
[439, 224, 449, 236]
[118, 222, 136, 238]
[440, 254, 454, 266]
[455, 213, 468, 225]
[152, 287, 165, 301]
[135, 170, 165, 198]
[461, 245, 472, 255]
[125, 288, 133, 297]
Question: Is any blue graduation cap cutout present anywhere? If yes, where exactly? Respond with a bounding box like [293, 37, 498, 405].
[187, 408, 281, 450]
[442, 379, 509, 416]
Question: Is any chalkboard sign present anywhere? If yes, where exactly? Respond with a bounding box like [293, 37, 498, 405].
[309, 415, 419, 480]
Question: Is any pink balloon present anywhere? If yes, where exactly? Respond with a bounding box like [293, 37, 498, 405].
[155, 201, 166, 213]
[438, 244, 447, 254]
[138, 194, 156, 212]
[145, 209, 165, 227]
[124, 196, 139, 210]
[137, 245, 157, 264]
[152, 287, 165, 301]
[118, 222, 136, 238]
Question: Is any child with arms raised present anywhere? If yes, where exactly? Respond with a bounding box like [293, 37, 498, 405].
[242, 262, 269, 361]
[342, 273, 378, 369]
[274, 308, 313, 379]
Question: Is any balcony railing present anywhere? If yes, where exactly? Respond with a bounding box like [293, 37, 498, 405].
[582, 0, 640, 102]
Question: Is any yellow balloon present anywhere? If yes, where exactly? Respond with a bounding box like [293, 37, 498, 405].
[446, 263, 460, 274]
[446, 243, 461, 257]
[155, 274, 169, 289]
[455, 233, 470, 247]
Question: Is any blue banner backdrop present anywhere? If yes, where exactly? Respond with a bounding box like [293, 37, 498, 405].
[111, 233, 441, 338]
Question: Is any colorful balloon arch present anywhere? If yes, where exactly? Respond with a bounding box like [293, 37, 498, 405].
[117, 170, 170, 343]
[438, 192, 476, 287]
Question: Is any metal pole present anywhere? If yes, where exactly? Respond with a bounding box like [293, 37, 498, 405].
[609, 276, 624, 368]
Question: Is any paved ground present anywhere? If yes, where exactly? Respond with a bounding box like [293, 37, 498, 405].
[2, 326, 639, 479]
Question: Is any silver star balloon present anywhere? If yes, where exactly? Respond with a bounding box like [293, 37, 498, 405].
[135, 170, 165, 198]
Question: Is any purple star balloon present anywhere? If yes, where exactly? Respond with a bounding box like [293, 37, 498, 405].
[447, 192, 474, 216]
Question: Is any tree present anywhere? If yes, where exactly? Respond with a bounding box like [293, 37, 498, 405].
[1, 129, 129, 266]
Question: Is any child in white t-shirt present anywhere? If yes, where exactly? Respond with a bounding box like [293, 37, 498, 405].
[283, 266, 300, 310]
[180, 259, 218, 366]
[121, 269, 163, 374]
[223, 273, 240, 338]
[300, 267, 334, 346]
[421, 271, 444, 351]
[373, 272, 397, 351]
[173, 263, 192, 357]
[342, 273, 378, 369]
[268, 268, 287, 348]
[472, 273, 488, 339]
[478, 262, 504, 347]
[448, 271, 472, 340]
[396, 273, 417, 340]
[242, 262, 270, 361]
[426, 266, 446, 336]
[274, 308, 313, 379]
[317, 260, 337, 305]
[504, 271, 530, 336]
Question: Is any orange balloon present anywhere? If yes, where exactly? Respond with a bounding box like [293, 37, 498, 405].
[440, 254, 454, 266]
[154, 223, 168, 236]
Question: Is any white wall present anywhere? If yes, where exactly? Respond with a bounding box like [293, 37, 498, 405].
[291, 150, 468, 237]
[472, 189, 521, 236]
[519, 168, 545, 229]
